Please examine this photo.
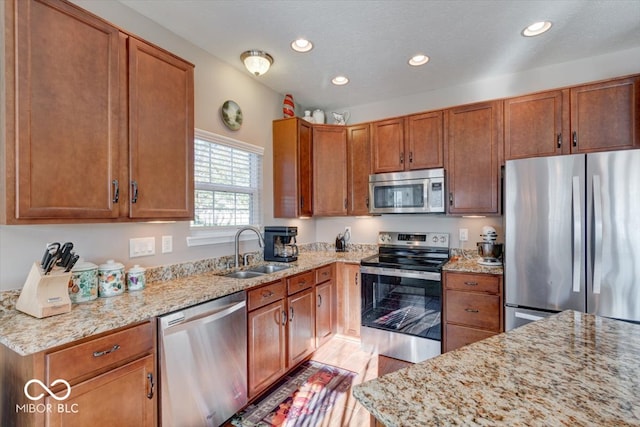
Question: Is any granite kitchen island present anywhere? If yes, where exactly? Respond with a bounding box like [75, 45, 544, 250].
[353, 310, 640, 426]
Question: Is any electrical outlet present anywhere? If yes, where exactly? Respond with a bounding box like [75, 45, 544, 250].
[162, 235, 173, 254]
[129, 237, 156, 258]
[459, 228, 469, 242]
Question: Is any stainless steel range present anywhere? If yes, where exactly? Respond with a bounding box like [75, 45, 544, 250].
[360, 231, 450, 363]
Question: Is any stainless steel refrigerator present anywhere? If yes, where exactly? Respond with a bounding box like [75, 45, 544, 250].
[504, 149, 640, 330]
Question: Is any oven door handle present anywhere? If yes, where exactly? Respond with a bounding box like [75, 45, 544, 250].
[360, 265, 441, 281]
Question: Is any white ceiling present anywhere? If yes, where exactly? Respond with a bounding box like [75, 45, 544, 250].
[118, 0, 640, 110]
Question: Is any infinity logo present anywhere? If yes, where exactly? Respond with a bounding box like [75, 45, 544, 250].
[24, 379, 71, 401]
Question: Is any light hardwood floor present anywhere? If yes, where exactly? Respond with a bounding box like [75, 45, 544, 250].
[309, 335, 378, 427]
[226, 335, 378, 427]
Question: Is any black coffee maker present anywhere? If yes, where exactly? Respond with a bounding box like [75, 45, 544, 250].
[264, 226, 298, 262]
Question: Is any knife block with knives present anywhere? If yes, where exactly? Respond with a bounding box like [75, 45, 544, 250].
[16, 262, 72, 318]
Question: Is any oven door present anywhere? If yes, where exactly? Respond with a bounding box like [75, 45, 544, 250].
[360, 266, 442, 363]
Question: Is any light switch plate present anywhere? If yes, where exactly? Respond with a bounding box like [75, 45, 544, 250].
[130, 237, 156, 258]
[162, 235, 173, 254]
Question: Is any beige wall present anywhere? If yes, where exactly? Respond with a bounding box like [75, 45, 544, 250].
[1, 1, 638, 290]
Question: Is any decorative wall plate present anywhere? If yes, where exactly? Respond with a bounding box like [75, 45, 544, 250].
[221, 100, 243, 130]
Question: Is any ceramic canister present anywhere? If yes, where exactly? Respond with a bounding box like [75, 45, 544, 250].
[283, 94, 295, 118]
[98, 260, 125, 297]
[68, 260, 98, 303]
[127, 265, 146, 292]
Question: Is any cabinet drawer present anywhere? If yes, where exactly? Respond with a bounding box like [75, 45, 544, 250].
[287, 271, 315, 295]
[46, 321, 153, 386]
[247, 280, 285, 311]
[445, 324, 497, 352]
[445, 272, 500, 293]
[445, 290, 500, 331]
[315, 264, 334, 284]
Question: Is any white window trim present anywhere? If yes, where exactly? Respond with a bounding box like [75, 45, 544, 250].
[188, 129, 264, 247]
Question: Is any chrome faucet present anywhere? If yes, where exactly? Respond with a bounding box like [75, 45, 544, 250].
[234, 226, 264, 268]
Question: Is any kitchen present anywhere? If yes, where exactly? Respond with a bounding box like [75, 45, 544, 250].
[1, 0, 640, 426]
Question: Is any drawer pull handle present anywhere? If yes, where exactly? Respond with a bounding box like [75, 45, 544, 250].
[281, 310, 288, 326]
[298, 280, 306, 286]
[290, 307, 294, 322]
[465, 308, 480, 313]
[93, 344, 120, 357]
[261, 290, 274, 298]
[317, 295, 323, 307]
[464, 281, 479, 286]
[146, 373, 154, 399]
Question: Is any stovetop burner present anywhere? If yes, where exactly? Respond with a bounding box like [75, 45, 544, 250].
[361, 231, 450, 272]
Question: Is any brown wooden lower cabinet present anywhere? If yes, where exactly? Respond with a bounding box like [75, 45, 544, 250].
[443, 271, 503, 352]
[247, 296, 287, 398]
[337, 263, 361, 338]
[378, 354, 413, 377]
[45, 355, 155, 427]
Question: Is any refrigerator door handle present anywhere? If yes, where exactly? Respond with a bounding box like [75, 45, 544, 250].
[592, 174, 603, 294]
[572, 176, 582, 293]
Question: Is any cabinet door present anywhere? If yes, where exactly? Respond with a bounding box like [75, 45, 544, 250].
[406, 111, 444, 169]
[313, 126, 348, 216]
[371, 118, 405, 173]
[45, 355, 155, 427]
[287, 288, 316, 367]
[504, 90, 569, 160]
[338, 263, 361, 338]
[273, 118, 313, 218]
[12, 0, 123, 220]
[248, 299, 287, 397]
[315, 281, 334, 347]
[570, 76, 640, 153]
[445, 101, 503, 215]
[128, 37, 194, 219]
[347, 124, 372, 215]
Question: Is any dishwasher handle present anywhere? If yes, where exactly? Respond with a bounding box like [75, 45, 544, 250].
[160, 300, 246, 335]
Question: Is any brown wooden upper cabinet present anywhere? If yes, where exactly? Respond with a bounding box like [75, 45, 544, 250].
[347, 123, 372, 215]
[505, 76, 640, 160]
[371, 112, 444, 173]
[313, 125, 348, 216]
[445, 101, 503, 215]
[570, 76, 640, 153]
[273, 118, 313, 218]
[1, 0, 194, 224]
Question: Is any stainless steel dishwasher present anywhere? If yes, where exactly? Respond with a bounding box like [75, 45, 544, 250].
[158, 291, 247, 427]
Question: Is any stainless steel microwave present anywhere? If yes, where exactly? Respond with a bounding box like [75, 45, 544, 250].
[368, 169, 445, 214]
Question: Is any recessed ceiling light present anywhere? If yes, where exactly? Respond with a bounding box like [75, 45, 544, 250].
[408, 54, 430, 66]
[332, 75, 349, 86]
[522, 21, 552, 37]
[291, 38, 313, 52]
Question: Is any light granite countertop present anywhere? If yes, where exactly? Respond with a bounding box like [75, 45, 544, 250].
[0, 251, 371, 356]
[353, 310, 640, 426]
[444, 250, 504, 275]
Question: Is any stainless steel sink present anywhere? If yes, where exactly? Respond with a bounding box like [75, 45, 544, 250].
[224, 271, 265, 279]
[248, 264, 291, 274]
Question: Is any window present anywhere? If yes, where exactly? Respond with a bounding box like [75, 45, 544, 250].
[192, 129, 263, 229]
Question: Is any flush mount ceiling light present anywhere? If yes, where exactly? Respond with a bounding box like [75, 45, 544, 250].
[332, 75, 349, 86]
[240, 50, 274, 76]
[522, 21, 552, 37]
[291, 38, 313, 53]
[408, 54, 430, 66]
